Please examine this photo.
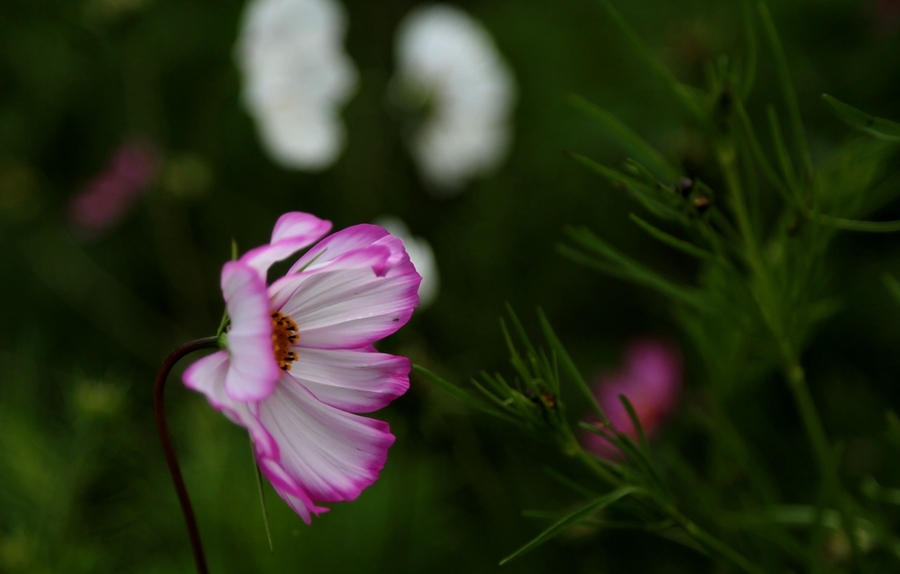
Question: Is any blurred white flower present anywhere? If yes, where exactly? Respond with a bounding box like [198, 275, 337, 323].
[392, 4, 516, 193]
[375, 216, 439, 308]
[236, 0, 358, 170]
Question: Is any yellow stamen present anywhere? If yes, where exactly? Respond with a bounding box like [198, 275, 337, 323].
[270, 311, 300, 371]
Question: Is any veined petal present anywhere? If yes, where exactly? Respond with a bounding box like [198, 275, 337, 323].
[256, 455, 329, 525]
[287, 347, 410, 413]
[222, 261, 280, 401]
[257, 375, 396, 505]
[240, 212, 333, 279]
[269, 244, 392, 308]
[182, 351, 278, 459]
[182, 352, 327, 523]
[288, 224, 405, 274]
[271, 246, 420, 349]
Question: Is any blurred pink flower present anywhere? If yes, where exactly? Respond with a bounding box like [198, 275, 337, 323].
[183, 212, 421, 523]
[583, 339, 682, 458]
[69, 140, 160, 234]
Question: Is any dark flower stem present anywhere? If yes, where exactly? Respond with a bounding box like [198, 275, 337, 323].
[154, 337, 219, 574]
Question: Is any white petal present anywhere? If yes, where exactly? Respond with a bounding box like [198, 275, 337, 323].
[240, 212, 333, 279]
[373, 216, 439, 308]
[273, 246, 420, 349]
[221, 261, 280, 401]
[182, 350, 278, 459]
[258, 376, 396, 503]
[288, 347, 410, 412]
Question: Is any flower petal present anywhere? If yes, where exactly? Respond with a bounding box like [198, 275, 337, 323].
[182, 350, 278, 460]
[374, 216, 439, 308]
[222, 261, 280, 401]
[287, 347, 410, 413]
[240, 212, 333, 280]
[271, 245, 421, 349]
[287, 223, 403, 274]
[257, 375, 396, 505]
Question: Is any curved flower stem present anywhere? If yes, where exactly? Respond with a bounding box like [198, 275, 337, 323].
[154, 337, 219, 574]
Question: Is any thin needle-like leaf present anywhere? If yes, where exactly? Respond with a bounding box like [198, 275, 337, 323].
[250, 437, 274, 553]
[499, 486, 641, 565]
[822, 94, 900, 143]
[629, 214, 713, 259]
[740, 0, 758, 100]
[619, 395, 649, 451]
[767, 106, 799, 196]
[601, 1, 707, 122]
[758, 1, 812, 178]
[537, 308, 607, 422]
[569, 95, 681, 183]
[732, 100, 790, 200]
[808, 212, 900, 233]
[413, 365, 518, 424]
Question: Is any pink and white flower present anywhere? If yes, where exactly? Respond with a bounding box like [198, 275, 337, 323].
[182, 212, 421, 522]
[583, 339, 682, 459]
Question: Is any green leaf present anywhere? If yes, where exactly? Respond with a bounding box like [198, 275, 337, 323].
[413, 365, 517, 424]
[629, 214, 713, 259]
[499, 486, 641, 565]
[822, 94, 900, 143]
[569, 95, 681, 183]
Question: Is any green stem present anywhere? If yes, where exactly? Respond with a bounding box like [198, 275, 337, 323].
[784, 363, 832, 478]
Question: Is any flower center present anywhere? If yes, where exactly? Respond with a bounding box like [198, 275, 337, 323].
[270, 311, 299, 371]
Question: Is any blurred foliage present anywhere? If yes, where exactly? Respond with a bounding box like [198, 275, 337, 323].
[2, 0, 900, 572]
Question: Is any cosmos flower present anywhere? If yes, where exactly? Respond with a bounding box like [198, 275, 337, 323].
[183, 212, 421, 522]
[392, 4, 516, 193]
[235, 0, 358, 170]
[583, 339, 682, 458]
[69, 139, 160, 235]
[373, 216, 439, 308]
